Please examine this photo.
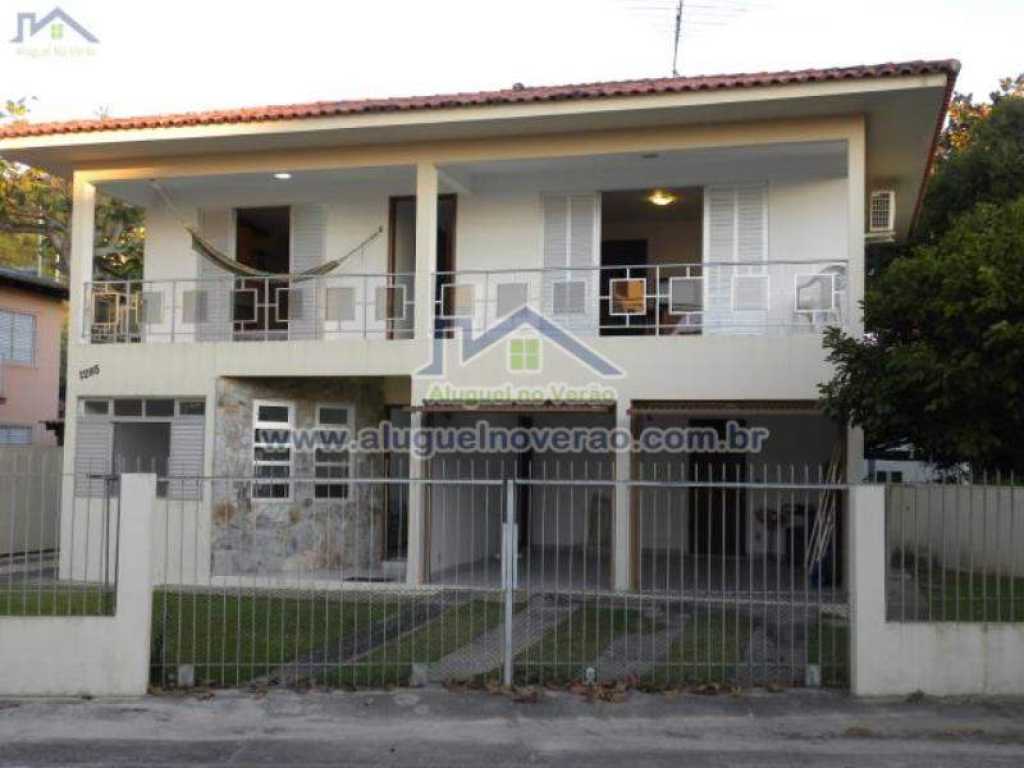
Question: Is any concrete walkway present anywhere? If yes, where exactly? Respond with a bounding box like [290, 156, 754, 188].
[1, 689, 1024, 766]
[427, 595, 578, 681]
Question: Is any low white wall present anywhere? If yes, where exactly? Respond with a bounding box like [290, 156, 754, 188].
[851, 485, 1024, 696]
[0, 474, 154, 697]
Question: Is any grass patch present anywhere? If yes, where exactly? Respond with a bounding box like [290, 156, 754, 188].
[330, 598, 507, 687]
[150, 589, 399, 687]
[891, 563, 1024, 622]
[0, 585, 115, 616]
[807, 619, 849, 688]
[515, 601, 665, 685]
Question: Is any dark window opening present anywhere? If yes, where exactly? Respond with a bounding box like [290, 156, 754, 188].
[234, 207, 290, 340]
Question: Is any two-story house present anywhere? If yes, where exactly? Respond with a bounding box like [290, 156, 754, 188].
[0, 59, 957, 593]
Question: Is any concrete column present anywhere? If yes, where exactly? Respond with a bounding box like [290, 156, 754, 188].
[405, 411, 426, 585]
[414, 162, 438, 341]
[848, 484, 886, 696]
[845, 121, 867, 486]
[846, 117, 866, 339]
[113, 473, 157, 694]
[69, 174, 97, 342]
[612, 405, 633, 592]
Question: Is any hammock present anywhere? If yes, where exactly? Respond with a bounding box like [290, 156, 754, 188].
[150, 180, 382, 279]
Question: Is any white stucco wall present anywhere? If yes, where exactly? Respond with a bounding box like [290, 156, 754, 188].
[850, 485, 1024, 696]
[0, 474, 154, 697]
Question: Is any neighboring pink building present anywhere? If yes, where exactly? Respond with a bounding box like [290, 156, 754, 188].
[0, 267, 67, 445]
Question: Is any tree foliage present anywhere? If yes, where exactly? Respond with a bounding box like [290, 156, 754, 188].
[0, 98, 144, 279]
[821, 78, 1024, 472]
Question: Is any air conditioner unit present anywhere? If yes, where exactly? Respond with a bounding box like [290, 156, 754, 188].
[869, 190, 895, 233]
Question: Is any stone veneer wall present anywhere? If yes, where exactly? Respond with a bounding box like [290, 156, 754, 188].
[211, 378, 393, 578]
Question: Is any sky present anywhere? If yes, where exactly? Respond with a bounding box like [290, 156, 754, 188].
[3, 0, 1022, 125]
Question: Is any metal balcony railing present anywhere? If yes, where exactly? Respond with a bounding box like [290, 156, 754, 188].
[431, 259, 849, 338]
[82, 259, 849, 344]
[82, 272, 416, 344]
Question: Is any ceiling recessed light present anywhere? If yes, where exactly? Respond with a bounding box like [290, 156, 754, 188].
[647, 188, 678, 206]
[273, 172, 292, 180]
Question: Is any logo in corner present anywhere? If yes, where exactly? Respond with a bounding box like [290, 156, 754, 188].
[11, 8, 99, 57]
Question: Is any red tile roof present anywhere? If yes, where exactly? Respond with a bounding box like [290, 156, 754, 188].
[0, 59, 959, 140]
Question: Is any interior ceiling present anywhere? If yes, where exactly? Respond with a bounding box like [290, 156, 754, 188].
[602, 187, 702, 222]
[101, 142, 843, 208]
[455, 141, 847, 193]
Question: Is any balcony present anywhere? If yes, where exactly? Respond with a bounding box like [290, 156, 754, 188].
[83, 271, 416, 344]
[435, 258, 849, 338]
[83, 258, 846, 345]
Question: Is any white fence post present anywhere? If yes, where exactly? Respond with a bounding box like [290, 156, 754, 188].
[113, 473, 156, 695]
[849, 484, 886, 696]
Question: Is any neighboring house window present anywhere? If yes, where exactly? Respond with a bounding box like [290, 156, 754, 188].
[0, 425, 32, 445]
[315, 403, 353, 500]
[0, 309, 36, 364]
[253, 401, 293, 499]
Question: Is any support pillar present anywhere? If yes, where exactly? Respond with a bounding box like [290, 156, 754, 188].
[612, 405, 633, 591]
[414, 162, 438, 341]
[405, 411, 427, 585]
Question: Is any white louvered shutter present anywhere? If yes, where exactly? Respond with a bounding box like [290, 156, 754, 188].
[703, 184, 768, 334]
[74, 421, 113, 497]
[196, 208, 234, 341]
[289, 205, 325, 340]
[167, 420, 205, 500]
[542, 194, 600, 335]
[11, 313, 35, 363]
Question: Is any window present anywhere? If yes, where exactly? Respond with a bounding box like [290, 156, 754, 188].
[0, 309, 36, 364]
[178, 400, 205, 416]
[0, 425, 32, 445]
[508, 338, 541, 372]
[113, 399, 143, 417]
[314, 403, 353, 500]
[253, 401, 293, 499]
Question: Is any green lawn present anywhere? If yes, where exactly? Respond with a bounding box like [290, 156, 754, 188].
[807, 619, 849, 688]
[150, 590, 399, 687]
[330, 598, 507, 687]
[891, 565, 1024, 622]
[0, 585, 115, 616]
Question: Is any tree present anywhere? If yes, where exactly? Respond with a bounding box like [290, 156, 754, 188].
[821, 79, 1024, 472]
[0, 98, 144, 280]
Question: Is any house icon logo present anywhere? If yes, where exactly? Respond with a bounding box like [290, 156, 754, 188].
[10, 7, 98, 44]
[416, 306, 623, 378]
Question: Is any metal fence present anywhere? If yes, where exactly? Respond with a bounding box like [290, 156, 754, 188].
[0, 464, 118, 617]
[885, 479, 1024, 622]
[144, 469, 848, 690]
[1, 462, 850, 689]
